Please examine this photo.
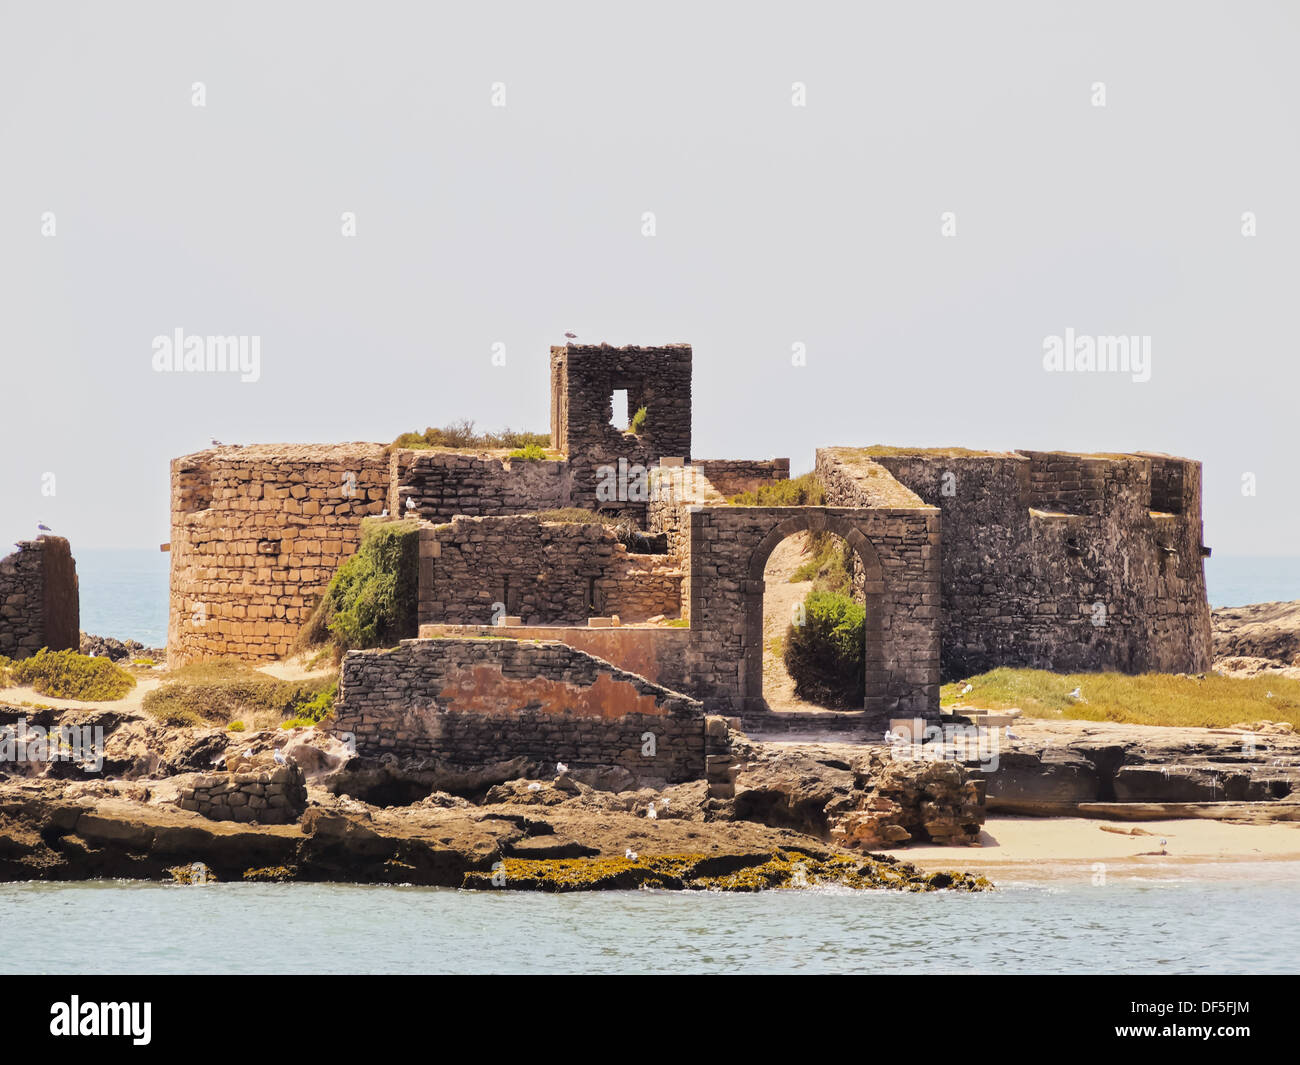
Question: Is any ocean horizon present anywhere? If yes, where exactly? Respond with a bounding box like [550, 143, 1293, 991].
[70, 548, 1300, 650]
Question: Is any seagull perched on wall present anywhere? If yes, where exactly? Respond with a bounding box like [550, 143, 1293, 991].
[273, 750, 287, 765]
[555, 761, 568, 774]
[211, 439, 224, 447]
[36, 522, 53, 534]
[646, 802, 657, 819]
[405, 497, 416, 512]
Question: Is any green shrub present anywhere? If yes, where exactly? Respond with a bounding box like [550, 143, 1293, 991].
[9, 649, 136, 701]
[294, 682, 336, 724]
[227, 721, 246, 732]
[142, 660, 335, 727]
[730, 472, 826, 507]
[386, 420, 550, 455]
[298, 519, 420, 653]
[508, 442, 548, 461]
[783, 590, 864, 708]
[791, 533, 854, 594]
[0, 655, 12, 688]
[629, 405, 648, 434]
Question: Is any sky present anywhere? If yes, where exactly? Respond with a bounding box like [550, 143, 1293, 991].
[1, 0, 1297, 555]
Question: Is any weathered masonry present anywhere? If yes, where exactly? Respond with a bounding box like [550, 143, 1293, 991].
[169, 341, 1215, 742]
[0, 536, 79, 659]
[818, 447, 1213, 678]
[334, 638, 708, 785]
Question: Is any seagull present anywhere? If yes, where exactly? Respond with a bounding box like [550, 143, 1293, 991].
[1006, 728, 1018, 740]
[210, 439, 224, 446]
[273, 750, 287, 765]
[1067, 686, 1086, 702]
[563, 331, 577, 341]
[961, 683, 973, 696]
[36, 522, 52, 534]
[527, 782, 542, 792]
[1159, 838, 1167, 847]
[556, 762, 569, 774]
[646, 803, 657, 819]
[625, 848, 638, 860]
[1266, 691, 1274, 699]
[883, 728, 903, 744]
[405, 497, 416, 511]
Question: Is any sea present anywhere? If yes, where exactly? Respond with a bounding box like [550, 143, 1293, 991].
[1, 865, 1297, 974]
[9, 550, 1298, 974]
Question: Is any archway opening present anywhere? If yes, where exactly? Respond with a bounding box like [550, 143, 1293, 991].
[761, 529, 865, 711]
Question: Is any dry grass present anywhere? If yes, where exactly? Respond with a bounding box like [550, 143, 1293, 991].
[142, 660, 336, 729]
[942, 667, 1300, 729]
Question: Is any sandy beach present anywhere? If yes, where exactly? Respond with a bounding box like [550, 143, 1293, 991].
[900, 815, 1300, 880]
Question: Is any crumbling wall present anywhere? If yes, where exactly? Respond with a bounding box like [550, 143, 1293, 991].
[418, 623, 691, 693]
[335, 637, 706, 783]
[691, 458, 789, 498]
[168, 444, 389, 663]
[391, 449, 570, 521]
[825, 447, 1213, 678]
[0, 536, 79, 658]
[178, 760, 307, 824]
[550, 343, 692, 515]
[418, 515, 684, 628]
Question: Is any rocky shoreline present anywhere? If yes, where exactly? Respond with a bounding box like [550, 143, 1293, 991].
[0, 704, 989, 892]
[7, 598, 1300, 892]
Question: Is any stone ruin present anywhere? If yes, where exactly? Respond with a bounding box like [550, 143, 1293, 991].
[164, 341, 1213, 779]
[0, 536, 79, 660]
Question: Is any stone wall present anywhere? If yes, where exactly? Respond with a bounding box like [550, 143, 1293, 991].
[391, 449, 570, 521]
[0, 536, 79, 659]
[419, 623, 691, 693]
[177, 759, 307, 824]
[684, 504, 941, 718]
[335, 637, 706, 784]
[418, 515, 683, 628]
[823, 447, 1213, 678]
[168, 444, 389, 664]
[550, 343, 692, 515]
[691, 458, 790, 498]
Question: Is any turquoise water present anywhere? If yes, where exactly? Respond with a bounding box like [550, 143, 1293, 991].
[75, 549, 169, 647]
[1, 866, 1297, 974]
[67, 550, 1299, 647]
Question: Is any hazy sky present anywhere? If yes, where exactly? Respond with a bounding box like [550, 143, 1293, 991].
[2, 1, 1297, 555]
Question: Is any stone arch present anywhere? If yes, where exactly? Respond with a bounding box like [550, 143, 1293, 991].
[743, 512, 886, 712]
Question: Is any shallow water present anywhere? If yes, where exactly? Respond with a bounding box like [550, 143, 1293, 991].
[2, 864, 1296, 974]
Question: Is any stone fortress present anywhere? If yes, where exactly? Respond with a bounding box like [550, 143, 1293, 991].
[164, 342, 1213, 780]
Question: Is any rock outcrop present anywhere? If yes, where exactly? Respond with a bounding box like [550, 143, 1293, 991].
[0, 702, 989, 890]
[1213, 600, 1300, 670]
[982, 719, 1300, 814]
